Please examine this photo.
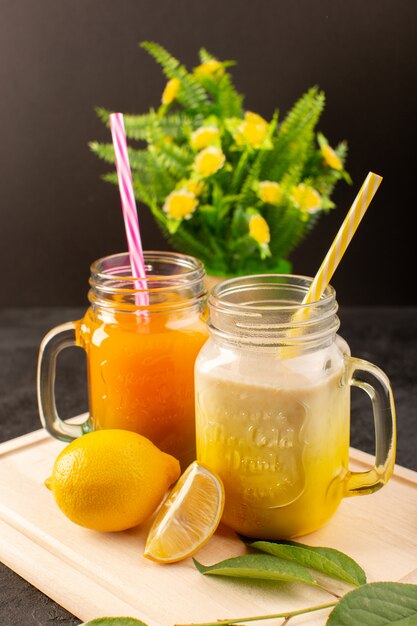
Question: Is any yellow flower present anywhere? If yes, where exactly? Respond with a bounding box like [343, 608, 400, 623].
[258, 181, 282, 205]
[190, 126, 220, 150]
[321, 143, 343, 170]
[249, 214, 270, 245]
[183, 179, 205, 196]
[163, 190, 198, 220]
[194, 59, 224, 78]
[193, 146, 225, 177]
[161, 78, 180, 105]
[291, 184, 322, 213]
[235, 111, 269, 149]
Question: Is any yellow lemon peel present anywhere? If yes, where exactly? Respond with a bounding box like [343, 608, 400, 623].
[45, 430, 180, 532]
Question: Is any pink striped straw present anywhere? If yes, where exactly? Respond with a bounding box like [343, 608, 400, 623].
[109, 112, 149, 308]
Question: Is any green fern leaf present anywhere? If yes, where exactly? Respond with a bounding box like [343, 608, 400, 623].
[266, 204, 300, 258]
[170, 227, 214, 266]
[89, 142, 115, 164]
[102, 172, 117, 185]
[123, 113, 162, 141]
[303, 138, 350, 195]
[198, 48, 236, 70]
[141, 41, 210, 111]
[138, 155, 174, 201]
[215, 74, 243, 118]
[265, 204, 289, 256]
[90, 142, 153, 174]
[102, 150, 174, 205]
[143, 150, 176, 200]
[335, 140, 348, 163]
[280, 211, 320, 258]
[94, 107, 201, 142]
[279, 164, 304, 191]
[141, 109, 166, 144]
[239, 150, 268, 204]
[126, 112, 203, 141]
[267, 200, 321, 260]
[198, 48, 216, 63]
[232, 113, 278, 205]
[229, 149, 250, 194]
[152, 141, 193, 179]
[277, 220, 305, 258]
[101, 171, 154, 209]
[95, 106, 110, 125]
[263, 87, 325, 182]
[126, 149, 151, 172]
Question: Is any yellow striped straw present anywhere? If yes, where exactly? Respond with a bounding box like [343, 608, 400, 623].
[304, 171, 382, 305]
[282, 172, 382, 357]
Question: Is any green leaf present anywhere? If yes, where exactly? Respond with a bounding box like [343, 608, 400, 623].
[89, 141, 115, 164]
[193, 554, 318, 587]
[95, 106, 110, 125]
[229, 149, 250, 194]
[93, 107, 198, 143]
[262, 86, 325, 182]
[250, 540, 366, 587]
[126, 112, 201, 142]
[326, 583, 417, 625]
[141, 41, 210, 112]
[215, 74, 243, 118]
[266, 202, 304, 259]
[166, 218, 182, 234]
[198, 47, 216, 63]
[81, 617, 146, 626]
[153, 141, 193, 178]
[140, 151, 175, 199]
[239, 149, 268, 203]
[89, 142, 150, 173]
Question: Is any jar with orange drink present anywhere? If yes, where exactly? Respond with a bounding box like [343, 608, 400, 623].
[38, 251, 208, 468]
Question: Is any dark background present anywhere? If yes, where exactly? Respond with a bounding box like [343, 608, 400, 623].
[1, 0, 416, 307]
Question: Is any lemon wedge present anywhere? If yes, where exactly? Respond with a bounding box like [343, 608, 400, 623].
[144, 461, 225, 563]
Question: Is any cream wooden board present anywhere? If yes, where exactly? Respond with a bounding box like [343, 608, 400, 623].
[1, 425, 417, 626]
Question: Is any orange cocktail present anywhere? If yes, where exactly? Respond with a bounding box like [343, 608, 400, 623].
[37, 251, 208, 469]
[78, 302, 207, 468]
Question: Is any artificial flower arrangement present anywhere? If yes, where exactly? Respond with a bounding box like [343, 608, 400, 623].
[91, 42, 351, 276]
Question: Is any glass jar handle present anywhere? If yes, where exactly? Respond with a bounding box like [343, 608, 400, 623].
[37, 321, 90, 441]
[344, 356, 396, 496]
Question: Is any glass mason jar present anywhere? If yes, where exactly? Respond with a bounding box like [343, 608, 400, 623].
[38, 251, 208, 469]
[195, 275, 396, 538]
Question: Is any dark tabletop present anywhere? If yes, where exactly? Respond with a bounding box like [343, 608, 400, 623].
[1, 306, 416, 626]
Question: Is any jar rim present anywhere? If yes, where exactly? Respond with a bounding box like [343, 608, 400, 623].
[90, 250, 206, 293]
[209, 274, 335, 314]
[207, 274, 339, 348]
[88, 251, 206, 313]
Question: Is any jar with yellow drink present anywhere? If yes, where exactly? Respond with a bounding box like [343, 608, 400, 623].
[195, 275, 396, 538]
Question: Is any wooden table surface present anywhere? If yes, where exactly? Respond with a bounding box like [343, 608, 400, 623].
[1, 306, 416, 626]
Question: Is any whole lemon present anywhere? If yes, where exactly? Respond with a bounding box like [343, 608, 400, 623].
[45, 430, 181, 532]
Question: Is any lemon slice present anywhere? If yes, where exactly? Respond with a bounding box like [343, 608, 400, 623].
[144, 461, 225, 563]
